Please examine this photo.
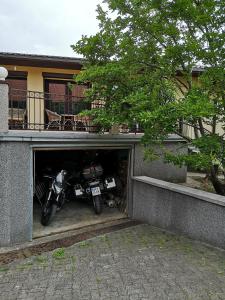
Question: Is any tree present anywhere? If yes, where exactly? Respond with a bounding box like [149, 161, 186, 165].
[72, 0, 225, 195]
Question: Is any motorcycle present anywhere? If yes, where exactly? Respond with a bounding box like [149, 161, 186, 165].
[41, 169, 68, 226]
[73, 163, 117, 214]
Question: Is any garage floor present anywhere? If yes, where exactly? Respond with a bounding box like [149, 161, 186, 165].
[33, 200, 126, 239]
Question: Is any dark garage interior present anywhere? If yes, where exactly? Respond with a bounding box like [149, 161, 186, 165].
[33, 148, 130, 238]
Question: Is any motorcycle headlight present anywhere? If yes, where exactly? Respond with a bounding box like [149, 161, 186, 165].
[55, 170, 67, 186]
[52, 180, 63, 195]
[56, 172, 63, 185]
[54, 183, 62, 194]
[54, 170, 66, 194]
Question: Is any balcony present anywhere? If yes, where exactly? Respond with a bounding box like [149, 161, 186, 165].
[8, 88, 141, 134]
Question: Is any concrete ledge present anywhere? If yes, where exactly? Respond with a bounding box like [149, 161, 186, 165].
[0, 131, 185, 143]
[133, 176, 225, 207]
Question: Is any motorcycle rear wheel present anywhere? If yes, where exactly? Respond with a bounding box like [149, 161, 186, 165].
[93, 195, 102, 215]
[41, 202, 57, 226]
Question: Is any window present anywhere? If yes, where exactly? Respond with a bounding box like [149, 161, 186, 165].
[7, 72, 27, 109]
[44, 79, 89, 115]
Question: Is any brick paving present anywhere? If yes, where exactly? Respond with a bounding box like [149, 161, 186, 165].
[1, 224, 225, 300]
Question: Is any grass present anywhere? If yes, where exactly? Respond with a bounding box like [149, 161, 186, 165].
[52, 248, 65, 260]
[140, 235, 150, 247]
[78, 241, 91, 248]
[0, 266, 9, 272]
[16, 261, 33, 271]
[96, 276, 101, 284]
[100, 235, 111, 247]
[71, 255, 76, 272]
[122, 232, 134, 245]
[35, 255, 48, 264]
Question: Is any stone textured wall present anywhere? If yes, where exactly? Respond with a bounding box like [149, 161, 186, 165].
[132, 176, 225, 249]
[133, 142, 187, 183]
[0, 142, 32, 246]
[0, 130, 187, 246]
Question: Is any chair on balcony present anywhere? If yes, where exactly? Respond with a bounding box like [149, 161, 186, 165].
[119, 124, 130, 133]
[45, 109, 62, 130]
[8, 108, 26, 129]
[73, 115, 92, 131]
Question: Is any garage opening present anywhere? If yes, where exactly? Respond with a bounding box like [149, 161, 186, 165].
[33, 148, 130, 238]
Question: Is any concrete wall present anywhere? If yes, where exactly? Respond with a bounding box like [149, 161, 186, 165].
[0, 142, 32, 246]
[132, 176, 225, 249]
[0, 131, 138, 246]
[133, 139, 187, 183]
[0, 130, 187, 246]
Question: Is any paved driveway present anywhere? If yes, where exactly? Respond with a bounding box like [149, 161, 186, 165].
[1, 224, 225, 300]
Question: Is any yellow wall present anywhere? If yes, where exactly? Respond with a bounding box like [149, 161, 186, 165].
[3, 65, 80, 92]
[4, 64, 224, 137]
[175, 76, 224, 138]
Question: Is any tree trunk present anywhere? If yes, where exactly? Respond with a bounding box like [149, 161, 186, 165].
[209, 166, 225, 196]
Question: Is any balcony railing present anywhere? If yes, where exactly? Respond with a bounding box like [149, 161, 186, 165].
[8, 88, 141, 133]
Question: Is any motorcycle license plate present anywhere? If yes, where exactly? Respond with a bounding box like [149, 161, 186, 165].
[75, 189, 83, 196]
[106, 178, 116, 189]
[91, 186, 101, 196]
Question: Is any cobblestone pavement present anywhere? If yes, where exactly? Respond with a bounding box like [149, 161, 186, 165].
[1, 224, 225, 300]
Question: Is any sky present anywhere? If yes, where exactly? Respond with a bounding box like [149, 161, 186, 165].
[0, 0, 102, 57]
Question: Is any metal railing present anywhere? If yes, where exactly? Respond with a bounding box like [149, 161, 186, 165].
[8, 88, 141, 133]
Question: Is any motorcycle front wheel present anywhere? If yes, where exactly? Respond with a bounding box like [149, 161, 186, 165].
[93, 195, 103, 215]
[41, 201, 57, 226]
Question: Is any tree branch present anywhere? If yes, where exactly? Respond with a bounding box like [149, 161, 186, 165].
[174, 130, 192, 142]
[212, 115, 217, 134]
[198, 118, 205, 136]
[182, 121, 211, 135]
[174, 76, 189, 92]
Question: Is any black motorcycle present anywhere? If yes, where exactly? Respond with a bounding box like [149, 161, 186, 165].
[41, 169, 68, 226]
[73, 163, 117, 214]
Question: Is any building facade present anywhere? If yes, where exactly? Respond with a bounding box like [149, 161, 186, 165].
[0, 53, 187, 246]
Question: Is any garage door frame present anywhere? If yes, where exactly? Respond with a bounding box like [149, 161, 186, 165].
[32, 144, 134, 235]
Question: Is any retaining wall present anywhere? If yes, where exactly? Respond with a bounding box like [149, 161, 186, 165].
[133, 142, 187, 183]
[133, 176, 225, 249]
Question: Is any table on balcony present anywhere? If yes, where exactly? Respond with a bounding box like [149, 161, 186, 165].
[61, 114, 92, 131]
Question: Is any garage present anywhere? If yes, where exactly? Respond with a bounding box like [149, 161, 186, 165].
[33, 147, 130, 238]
